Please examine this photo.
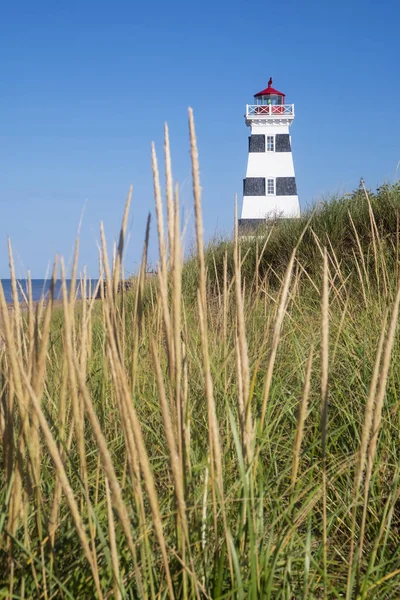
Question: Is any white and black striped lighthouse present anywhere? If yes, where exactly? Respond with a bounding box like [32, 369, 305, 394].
[239, 78, 300, 233]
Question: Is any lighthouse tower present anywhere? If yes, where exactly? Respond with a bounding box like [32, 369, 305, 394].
[239, 78, 300, 233]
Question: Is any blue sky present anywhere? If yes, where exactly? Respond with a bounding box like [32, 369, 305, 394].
[1, 0, 399, 278]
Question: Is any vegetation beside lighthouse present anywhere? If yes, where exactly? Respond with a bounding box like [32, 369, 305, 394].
[189, 180, 400, 296]
[1, 119, 400, 598]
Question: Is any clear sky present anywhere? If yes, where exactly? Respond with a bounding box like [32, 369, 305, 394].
[1, 0, 399, 278]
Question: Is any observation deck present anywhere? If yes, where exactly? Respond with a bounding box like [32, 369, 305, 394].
[245, 104, 295, 126]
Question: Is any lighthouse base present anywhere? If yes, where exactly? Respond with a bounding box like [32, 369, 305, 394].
[238, 215, 298, 237]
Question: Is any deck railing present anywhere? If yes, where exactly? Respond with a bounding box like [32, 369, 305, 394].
[246, 104, 294, 118]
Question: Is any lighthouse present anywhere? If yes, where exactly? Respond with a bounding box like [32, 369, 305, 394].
[239, 78, 300, 233]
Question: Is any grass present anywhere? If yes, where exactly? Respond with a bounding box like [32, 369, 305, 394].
[1, 113, 400, 598]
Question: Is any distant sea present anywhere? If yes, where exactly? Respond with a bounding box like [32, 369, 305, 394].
[1, 279, 99, 304]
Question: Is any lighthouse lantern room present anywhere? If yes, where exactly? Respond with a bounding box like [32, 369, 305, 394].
[239, 78, 300, 233]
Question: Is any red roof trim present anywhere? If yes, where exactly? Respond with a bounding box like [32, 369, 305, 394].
[254, 86, 285, 97]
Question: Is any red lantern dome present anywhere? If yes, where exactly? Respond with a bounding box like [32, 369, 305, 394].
[254, 78, 286, 105]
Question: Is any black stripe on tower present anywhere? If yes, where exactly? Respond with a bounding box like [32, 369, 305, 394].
[249, 134, 265, 152]
[238, 218, 293, 235]
[275, 134, 291, 152]
[276, 177, 297, 195]
[243, 177, 265, 196]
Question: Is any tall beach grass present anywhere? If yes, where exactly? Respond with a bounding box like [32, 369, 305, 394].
[1, 114, 400, 598]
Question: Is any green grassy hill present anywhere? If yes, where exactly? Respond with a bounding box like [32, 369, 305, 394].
[186, 181, 400, 296]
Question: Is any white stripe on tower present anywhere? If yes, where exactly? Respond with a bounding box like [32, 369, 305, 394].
[240, 78, 300, 233]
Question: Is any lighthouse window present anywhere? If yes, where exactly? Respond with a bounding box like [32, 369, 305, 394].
[267, 179, 275, 195]
[267, 136, 274, 152]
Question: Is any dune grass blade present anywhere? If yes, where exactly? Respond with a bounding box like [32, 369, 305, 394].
[321, 248, 329, 598]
